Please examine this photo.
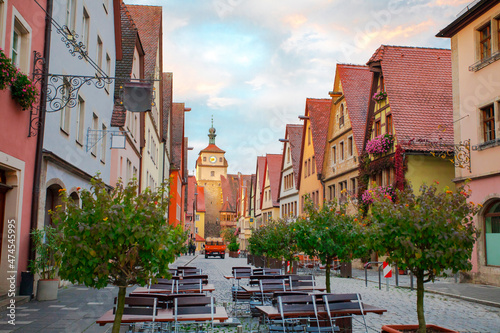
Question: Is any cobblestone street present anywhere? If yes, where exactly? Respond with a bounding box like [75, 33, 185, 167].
[1, 254, 499, 332]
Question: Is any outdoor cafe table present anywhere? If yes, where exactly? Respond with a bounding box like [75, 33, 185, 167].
[132, 284, 215, 294]
[96, 306, 229, 326]
[241, 285, 327, 294]
[255, 303, 386, 333]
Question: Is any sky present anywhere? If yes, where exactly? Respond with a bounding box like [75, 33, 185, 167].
[124, 0, 471, 175]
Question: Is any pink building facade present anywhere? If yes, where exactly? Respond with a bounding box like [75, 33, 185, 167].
[0, 0, 48, 295]
[438, 0, 500, 286]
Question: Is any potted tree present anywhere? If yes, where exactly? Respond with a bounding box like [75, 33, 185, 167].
[222, 227, 240, 258]
[295, 197, 368, 292]
[260, 219, 299, 273]
[370, 183, 479, 333]
[29, 225, 61, 301]
[51, 177, 186, 333]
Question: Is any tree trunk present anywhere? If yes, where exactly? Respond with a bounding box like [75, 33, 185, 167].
[112, 286, 127, 333]
[325, 257, 332, 293]
[416, 272, 426, 333]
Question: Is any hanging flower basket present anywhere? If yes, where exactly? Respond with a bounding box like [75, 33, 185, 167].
[366, 133, 394, 154]
[11, 70, 38, 110]
[361, 185, 395, 205]
[372, 91, 387, 102]
[0, 48, 16, 90]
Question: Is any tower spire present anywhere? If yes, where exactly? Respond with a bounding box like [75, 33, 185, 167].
[208, 115, 216, 145]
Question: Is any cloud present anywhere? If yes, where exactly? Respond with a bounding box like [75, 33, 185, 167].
[124, 0, 463, 174]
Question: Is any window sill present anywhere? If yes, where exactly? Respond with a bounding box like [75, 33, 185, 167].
[60, 127, 69, 136]
[469, 51, 500, 72]
[76, 140, 83, 148]
[473, 139, 500, 151]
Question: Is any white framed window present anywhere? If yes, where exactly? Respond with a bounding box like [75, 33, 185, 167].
[105, 53, 111, 92]
[103, 0, 109, 14]
[101, 123, 107, 163]
[97, 35, 103, 68]
[91, 113, 98, 157]
[60, 79, 71, 134]
[65, 0, 76, 31]
[81, 7, 90, 48]
[0, 0, 6, 49]
[76, 96, 85, 145]
[11, 11, 31, 73]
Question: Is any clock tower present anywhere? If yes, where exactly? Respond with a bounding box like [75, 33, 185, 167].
[195, 118, 228, 237]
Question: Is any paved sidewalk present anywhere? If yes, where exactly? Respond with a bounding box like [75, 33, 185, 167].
[351, 267, 500, 308]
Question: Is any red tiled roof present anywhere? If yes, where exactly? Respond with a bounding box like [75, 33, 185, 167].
[337, 64, 372, 154]
[111, 3, 142, 128]
[197, 187, 205, 212]
[126, 5, 162, 77]
[307, 98, 331, 175]
[170, 103, 185, 170]
[221, 174, 239, 213]
[162, 73, 173, 141]
[287, 124, 303, 186]
[200, 144, 226, 153]
[256, 156, 266, 196]
[195, 234, 205, 242]
[265, 154, 283, 207]
[367, 45, 453, 150]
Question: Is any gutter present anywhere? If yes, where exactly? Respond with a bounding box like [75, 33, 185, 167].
[29, 0, 53, 262]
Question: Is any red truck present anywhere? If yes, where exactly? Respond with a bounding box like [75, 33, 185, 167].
[204, 237, 226, 259]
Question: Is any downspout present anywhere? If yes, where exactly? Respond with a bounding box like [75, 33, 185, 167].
[29, 0, 53, 262]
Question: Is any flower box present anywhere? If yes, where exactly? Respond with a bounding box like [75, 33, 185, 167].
[366, 134, 394, 155]
[373, 91, 387, 102]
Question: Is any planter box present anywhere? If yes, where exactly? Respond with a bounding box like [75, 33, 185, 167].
[382, 324, 458, 333]
[37, 279, 59, 301]
[229, 251, 239, 258]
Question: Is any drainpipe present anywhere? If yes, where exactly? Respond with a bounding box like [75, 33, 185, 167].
[29, 0, 53, 262]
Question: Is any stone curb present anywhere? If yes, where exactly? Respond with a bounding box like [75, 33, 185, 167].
[352, 276, 500, 309]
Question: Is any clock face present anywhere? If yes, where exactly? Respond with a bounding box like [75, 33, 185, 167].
[209, 155, 217, 163]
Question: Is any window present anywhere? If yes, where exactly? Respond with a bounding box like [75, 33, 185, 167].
[82, 7, 90, 48]
[340, 141, 344, 161]
[210, 171, 215, 177]
[103, 0, 109, 13]
[304, 160, 308, 177]
[287, 146, 291, 163]
[329, 184, 336, 200]
[60, 79, 71, 134]
[379, 76, 385, 93]
[97, 35, 103, 68]
[11, 16, 30, 73]
[331, 145, 336, 165]
[375, 120, 381, 136]
[219, 157, 222, 162]
[479, 24, 491, 60]
[482, 105, 496, 142]
[339, 104, 345, 127]
[203, 157, 206, 162]
[105, 53, 111, 92]
[312, 156, 316, 174]
[350, 178, 357, 196]
[0, 1, 5, 48]
[65, 0, 76, 31]
[76, 96, 85, 144]
[126, 158, 131, 183]
[308, 158, 311, 176]
[347, 136, 353, 157]
[91, 113, 98, 156]
[386, 114, 393, 134]
[308, 126, 311, 145]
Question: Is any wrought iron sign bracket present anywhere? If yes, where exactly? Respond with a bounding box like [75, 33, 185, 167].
[427, 139, 471, 173]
